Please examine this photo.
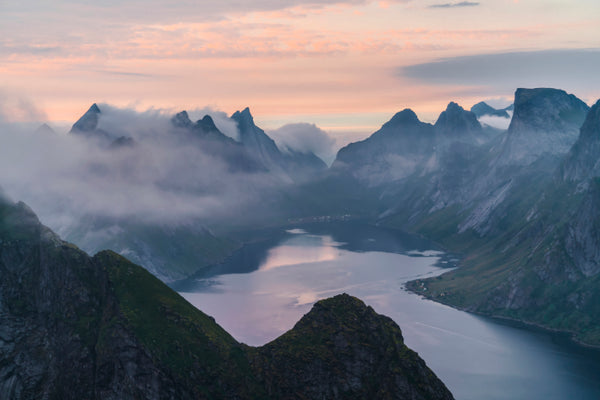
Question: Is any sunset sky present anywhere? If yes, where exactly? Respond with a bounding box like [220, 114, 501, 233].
[1, 0, 599, 140]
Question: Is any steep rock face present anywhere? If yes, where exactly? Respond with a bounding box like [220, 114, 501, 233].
[0, 198, 454, 399]
[498, 88, 589, 165]
[231, 107, 327, 180]
[564, 179, 600, 277]
[232, 107, 287, 172]
[421, 89, 589, 236]
[560, 99, 600, 183]
[405, 96, 600, 345]
[254, 294, 454, 400]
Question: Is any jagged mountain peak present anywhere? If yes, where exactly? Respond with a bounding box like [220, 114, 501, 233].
[382, 108, 420, 128]
[88, 103, 101, 113]
[434, 101, 481, 138]
[445, 101, 462, 112]
[70, 103, 102, 133]
[171, 110, 193, 129]
[197, 114, 219, 132]
[231, 107, 255, 128]
[257, 293, 455, 399]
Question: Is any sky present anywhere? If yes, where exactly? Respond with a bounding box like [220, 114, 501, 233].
[1, 0, 599, 141]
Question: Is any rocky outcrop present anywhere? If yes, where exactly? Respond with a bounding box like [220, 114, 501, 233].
[254, 294, 454, 400]
[0, 197, 454, 399]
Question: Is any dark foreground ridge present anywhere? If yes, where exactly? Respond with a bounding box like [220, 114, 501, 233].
[0, 197, 453, 399]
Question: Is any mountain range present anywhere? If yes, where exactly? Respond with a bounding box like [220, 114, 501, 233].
[325, 88, 600, 346]
[57, 103, 328, 281]
[4, 86, 600, 351]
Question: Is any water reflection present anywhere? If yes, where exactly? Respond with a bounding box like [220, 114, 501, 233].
[259, 234, 342, 271]
[176, 223, 600, 400]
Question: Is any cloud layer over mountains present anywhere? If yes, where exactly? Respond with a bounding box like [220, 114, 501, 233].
[0, 104, 332, 234]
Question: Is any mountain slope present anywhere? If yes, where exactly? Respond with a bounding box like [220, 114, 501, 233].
[52, 104, 329, 282]
[231, 107, 327, 180]
[496, 88, 589, 165]
[253, 294, 453, 400]
[0, 196, 454, 399]
[407, 99, 600, 346]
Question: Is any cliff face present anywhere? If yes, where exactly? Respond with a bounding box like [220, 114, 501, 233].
[405, 98, 600, 346]
[0, 197, 454, 399]
[560, 99, 600, 183]
[498, 88, 589, 165]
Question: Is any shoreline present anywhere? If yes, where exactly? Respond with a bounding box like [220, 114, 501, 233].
[405, 282, 600, 352]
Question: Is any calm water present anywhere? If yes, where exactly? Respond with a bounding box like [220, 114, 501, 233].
[173, 223, 600, 400]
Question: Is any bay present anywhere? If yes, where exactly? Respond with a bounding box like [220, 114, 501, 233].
[174, 223, 600, 400]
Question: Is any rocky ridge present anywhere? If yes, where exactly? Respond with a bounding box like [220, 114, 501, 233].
[0, 196, 453, 399]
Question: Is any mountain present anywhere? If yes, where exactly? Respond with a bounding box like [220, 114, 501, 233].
[0, 196, 453, 399]
[51, 104, 330, 282]
[60, 216, 239, 282]
[232, 107, 285, 170]
[333, 109, 437, 185]
[69, 103, 111, 141]
[332, 102, 494, 186]
[326, 101, 497, 221]
[405, 98, 600, 346]
[253, 294, 454, 399]
[560, 99, 600, 183]
[231, 107, 327, 180]
[470, 101, 511, 118]
[170, 110, 266, 173]
[435, 101, 483, 144]
[496, 88, 589, 165]
[307, 87, 600, 346]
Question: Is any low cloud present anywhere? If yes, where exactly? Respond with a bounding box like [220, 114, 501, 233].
[478, 113, 512, 130]
[0, 103, 291, 235]
[429, 1, 479, 8]
[268, 123, 336, 164]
